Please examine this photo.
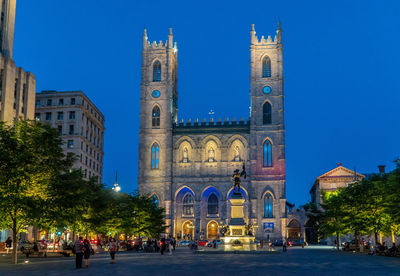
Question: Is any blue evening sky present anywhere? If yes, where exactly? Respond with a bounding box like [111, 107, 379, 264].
[14, 0, 400, 206]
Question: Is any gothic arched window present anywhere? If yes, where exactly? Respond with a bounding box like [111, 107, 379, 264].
[151, 143, 160, 169]
[152, 106, 160, 127]
[183, 194, 194, 216]
[207, 194, 218, 215]
[263, 102, 272, 124]
[263, 140, 272, 167]
[153, 61, 161, 82]
[264, 193, 273, 218]
[152, 194, 159, 208]
[262, 56, 271, 78]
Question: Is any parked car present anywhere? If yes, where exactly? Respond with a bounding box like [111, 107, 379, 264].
[197, 240, 209, 246]
[288, 239, 306, 247]
[206, 240, 222, 247]
[179, 240, 190, 247]
[272, 239, 283, 246]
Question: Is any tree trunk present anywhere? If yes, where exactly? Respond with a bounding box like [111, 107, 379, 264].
[374, 232, 378, 245]
[12, 221, 18, 264]
[336, 233, 340, 251]
[53, 229, 56, 252]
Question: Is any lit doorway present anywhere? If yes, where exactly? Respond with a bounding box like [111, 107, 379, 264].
[207, 221, 219, 240]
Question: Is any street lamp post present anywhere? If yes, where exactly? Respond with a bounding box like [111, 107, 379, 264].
[112, 171, 121, 192]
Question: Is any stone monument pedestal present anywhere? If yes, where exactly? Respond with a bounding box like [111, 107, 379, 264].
[220, 193, 256, 251]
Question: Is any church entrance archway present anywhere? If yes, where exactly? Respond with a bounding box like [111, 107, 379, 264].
[182, 221, 194, 240]
[207, 221, 219, 240]
[287, 219, 301, 240]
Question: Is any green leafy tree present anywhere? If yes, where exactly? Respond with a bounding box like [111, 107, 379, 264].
[320, 190, 349, 250]
[0, 120, 73, 264]
[304, 202, 324, 244]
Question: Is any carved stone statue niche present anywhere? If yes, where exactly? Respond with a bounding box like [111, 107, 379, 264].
[183, 147, 188, 163]
[234, 145, 240, 162]
[208, 147, 215, 162]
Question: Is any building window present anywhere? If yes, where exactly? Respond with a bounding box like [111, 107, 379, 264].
[57, 112, 64, 120]
[183, 194, 194, 216]
[59, 98, 64, 106]
[47, 99, 52, 106]
[46, 112, 52, 120]
[263, 140, 272, 167]
[35, 100, 40, 107]
[69, 124, 74, 135]
[34, 113, 40, 121]
[71, 98, 75, 105]
[69, 111, 75, 120]
[263, 102, 272, 124]
[264, 193, 273, 218]
[58, 125, 62, 135]
[152, 194, 159, 208]
[262, 56, 271, 78]
[67, 140, 74, 148]
[152, 106, 160, 127]
[153, 60, 161, 82]
[151, 143, 160, 169]
[207, 194, 218, 215]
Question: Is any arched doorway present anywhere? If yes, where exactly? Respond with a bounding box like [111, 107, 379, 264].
[287, 219, 301, 240]
[207, 221, 219, 240]
[182, 221, 194, 240]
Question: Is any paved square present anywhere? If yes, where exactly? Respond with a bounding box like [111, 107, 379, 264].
[0, 246, 399, 275]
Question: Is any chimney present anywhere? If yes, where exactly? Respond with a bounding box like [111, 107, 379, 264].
[378, 165, 385, 174]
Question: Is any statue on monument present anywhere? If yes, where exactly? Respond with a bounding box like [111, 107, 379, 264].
[231, 162, 246, 194]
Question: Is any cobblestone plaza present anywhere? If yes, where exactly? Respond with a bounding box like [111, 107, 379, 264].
[0, 247, 399, 276]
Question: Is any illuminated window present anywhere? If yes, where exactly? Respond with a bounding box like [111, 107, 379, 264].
[262, 56, 271, 78]
[152, 194, 159, 208]
[264, 193, 273, 218]
[208, 194, 218, 215]
[263, 140, 272, 167]
[151, 143, 160, 169]
[263, 102, 272, 124]
[153, 61, 161, 82]
[152, 106, 160, 127]
[183, 194, 194, 216]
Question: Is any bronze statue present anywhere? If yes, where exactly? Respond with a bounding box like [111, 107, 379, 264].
[231, 163, 246, 194]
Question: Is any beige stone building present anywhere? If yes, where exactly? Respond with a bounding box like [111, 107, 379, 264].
[138, 24, 287, 241]
[35, 90, 105, 183]
[310, 163, 365, 207]
[0, 0, 36, 123]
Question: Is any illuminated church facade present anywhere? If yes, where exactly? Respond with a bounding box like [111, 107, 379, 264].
[138, 24, 287, 241]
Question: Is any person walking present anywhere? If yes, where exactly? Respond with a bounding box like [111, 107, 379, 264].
[172, 237, 176, 251]
[5, 237, 12, 254]
[74, 237, 84, 269]
[168, 238, 173, 255]
[109, 238, 118, 264]
[160, 237, 166, 255]
[83, 239, 92, 268]
[283, 239, 287, 252]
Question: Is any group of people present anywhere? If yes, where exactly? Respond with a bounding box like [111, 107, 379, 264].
[73, 237, 118, 269]
[160, 236, 176, 255]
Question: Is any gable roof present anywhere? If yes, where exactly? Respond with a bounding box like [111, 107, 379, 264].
[317, 165, 365, 180]
[310, 165, 365, 194]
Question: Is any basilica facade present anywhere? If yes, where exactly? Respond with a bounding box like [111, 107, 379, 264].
[138, 24, 287, 241]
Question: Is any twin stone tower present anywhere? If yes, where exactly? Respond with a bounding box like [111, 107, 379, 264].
[138, 24, 287, 241]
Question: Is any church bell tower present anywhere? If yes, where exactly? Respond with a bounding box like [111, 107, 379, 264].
[249, 23, 286, 239]
[138, 28, 178, 232]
